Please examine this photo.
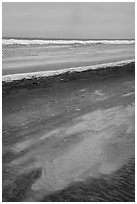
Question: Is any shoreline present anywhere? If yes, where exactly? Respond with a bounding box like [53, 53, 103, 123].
[2, 59, 135, 95]
[2, 59, 135, 82]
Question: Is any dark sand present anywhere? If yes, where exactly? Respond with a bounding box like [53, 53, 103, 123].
[2, 65, 135, 201]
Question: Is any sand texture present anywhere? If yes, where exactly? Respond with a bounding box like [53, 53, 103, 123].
[3, 68, 135, 201]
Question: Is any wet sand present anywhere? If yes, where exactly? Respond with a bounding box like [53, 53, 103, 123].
[2, 67, 135, 201]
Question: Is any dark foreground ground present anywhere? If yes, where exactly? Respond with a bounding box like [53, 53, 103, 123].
[2, 67, 135, 202]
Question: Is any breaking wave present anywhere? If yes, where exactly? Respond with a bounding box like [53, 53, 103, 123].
[2, 59, 135, 82]
[2, 39, 135, 46]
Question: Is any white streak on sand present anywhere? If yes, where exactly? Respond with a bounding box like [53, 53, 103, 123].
[9, 104, 134, 201]
[123, 92, 134, 97]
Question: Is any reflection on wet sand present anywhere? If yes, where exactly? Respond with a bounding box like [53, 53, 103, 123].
[10, 104, 134, 201]
[2, 72, 135, 201]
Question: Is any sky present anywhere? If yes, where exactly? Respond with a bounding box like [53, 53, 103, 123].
[2, 2, 135, 39]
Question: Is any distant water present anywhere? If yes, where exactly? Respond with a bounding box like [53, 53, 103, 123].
[2, 38, 135, 46]
[2, 38, 135, 76]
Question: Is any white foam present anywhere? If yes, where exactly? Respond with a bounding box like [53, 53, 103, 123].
[2, 59, 135, 83]
[2, 39, 135, 46]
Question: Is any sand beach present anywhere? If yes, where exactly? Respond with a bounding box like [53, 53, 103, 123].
[2, 43, 135, 201]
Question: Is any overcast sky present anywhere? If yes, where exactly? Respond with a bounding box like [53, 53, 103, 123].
[2, 2, 135, 39]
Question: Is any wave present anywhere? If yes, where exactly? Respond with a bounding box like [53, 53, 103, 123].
[2, 39, 135, 46]
[2, 59, 135, 82]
